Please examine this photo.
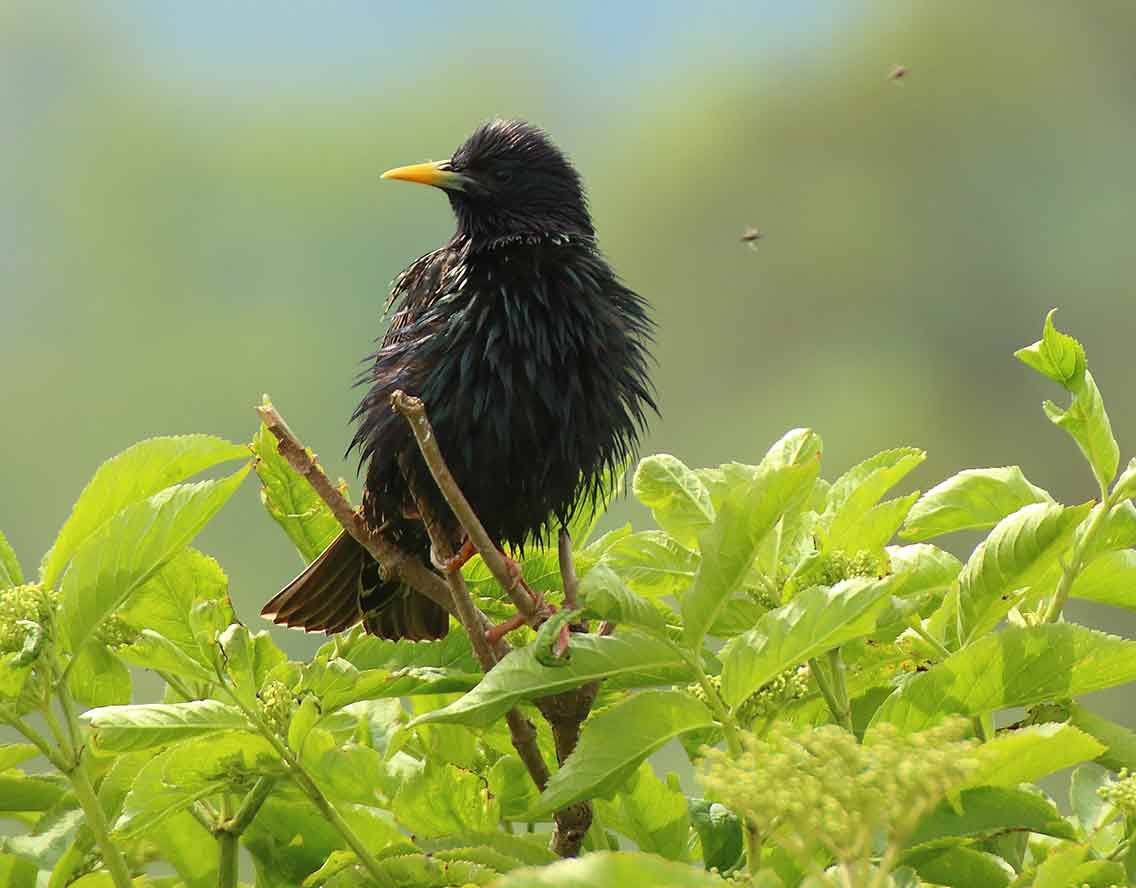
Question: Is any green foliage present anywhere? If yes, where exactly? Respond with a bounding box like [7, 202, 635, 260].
[5, 312, 1136, 887]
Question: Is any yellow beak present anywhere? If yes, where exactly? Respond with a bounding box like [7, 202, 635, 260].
[380, 160, 467, 191]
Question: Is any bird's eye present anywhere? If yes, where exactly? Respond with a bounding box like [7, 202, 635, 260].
[492, 168, 513, 184]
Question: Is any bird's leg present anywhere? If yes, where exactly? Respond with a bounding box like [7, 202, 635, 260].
[484, 612, 528, 646]
[439, 536, 477, 573]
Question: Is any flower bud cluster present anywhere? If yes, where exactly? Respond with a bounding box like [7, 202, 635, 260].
[0, 584, 57, 654]
[736, 665, 811, 725]
[257, 679, 296, 737]
[1098, 768, 1136, 817]
[698, 720, 977, 866]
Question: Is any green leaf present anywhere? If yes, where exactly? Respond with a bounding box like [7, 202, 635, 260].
[0, 809, 84, 870]
[904, 846, 1012, 888]
[683, 434, 821, 647]
[1070, 763, 1112, 835]
[327, 627, 477, 674]
[901, 467, 1054, 542]
[1067, 702, 1136, 772]
[1067, 859, 1128, 888]
[598, 531, 699, 599]
[491, 852, 730, 888]
[83, 700, 253, 754]
[117, 548, 233, 670]
[115, 628, 216, 683]
[116, 730, 280, 837]
[632, 454, 716, 548]
[1030, 844, 1089, 888]
[577, 563, 666, 631]
[411, 631, 692, 729]
[964, 723, 1105, 789]
[0, 530, 23, 588]
[1043, 369, 1120, 493]
[727, 576, 895, 708]
[252, 423, 342, 564]
[488, 755, 540, 819]
[594, 762, 690, 860]
[1015, 309, 1086, 386]
[1072, 548, 1136, 610]
[908, 786, 1074, 848]
[321, 854, 497, 888]
[955, 501, 1092, 645]
[67, 641, 131, 707]
[720, 576, 896, 707]
[42, 434, 248, 587]
[1114, 458, 1136, 502]
[869, 624, 1136, 733]
[689, 799, 743, 873]
[822, 447, 925, 540]
[0, 772, 70, 812]
[419, 833, 558, 869]
[218, 623, 286, 707]
[392, 761, 500, 837]
[0, 744, 39, 771]
[1017, 311, 1118, 491]
[61, 466, 249, 652]
[523, 690, 714, 818]
[301, 658, 481, 712]
[0, 854, 36, 888]
[829, 491, 920, 553]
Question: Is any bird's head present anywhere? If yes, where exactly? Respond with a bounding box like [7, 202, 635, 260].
[381, 119, 593, 244]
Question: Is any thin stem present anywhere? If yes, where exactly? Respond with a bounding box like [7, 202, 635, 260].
[219, 686, 390, 887]
[826, 648, 854, 733]
[228, 777, 275, 834]
[908, 620, 952, 661]
[189, 800, 215, 833]
[678, 646, 762, 872]
[809, 656, 843, 729]
[558, 529, 579, 611]
[40, 702, 75, 763]
[1, 709, 69, 771]
[70, 762, 134, 888]
[1044, 498, 1114, 623]
[217, 794, 238, 888]
[217, 829, 238, 888]
[159, 670, 197, 702]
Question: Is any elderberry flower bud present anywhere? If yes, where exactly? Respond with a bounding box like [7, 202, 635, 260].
[698, 719, 977, 870]
[736, 665, 811, 724]
[0, 584, 57, 653]
[1099, 768, 1136, 816]
[95, 614, 139, 650]
[257, 679, 296, 737]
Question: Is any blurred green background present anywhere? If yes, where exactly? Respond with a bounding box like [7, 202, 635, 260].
[2, 0, 1134, 711]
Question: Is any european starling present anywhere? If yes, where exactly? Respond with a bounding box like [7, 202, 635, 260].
[262, 119, 656, 640]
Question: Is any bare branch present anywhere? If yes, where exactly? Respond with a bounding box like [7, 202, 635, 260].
[390, 391, 538, 622]
[255, 400, 455, 618]
[392, 390, 602, 856]
[558, 529, 579, 611]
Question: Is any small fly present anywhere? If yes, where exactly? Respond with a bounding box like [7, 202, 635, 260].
[740, 225, 763, 252]
[889, 64, 909, 82]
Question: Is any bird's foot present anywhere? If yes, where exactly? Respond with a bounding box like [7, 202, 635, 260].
[485, 612, 528, 646]
[440, 537, 477, 573]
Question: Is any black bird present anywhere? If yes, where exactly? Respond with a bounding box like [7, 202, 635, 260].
[262, 120, 656, 640]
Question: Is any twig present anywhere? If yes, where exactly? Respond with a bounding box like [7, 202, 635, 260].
[558, 529, 579, 611]
[390, 391, 538, 622]
[255, 399, 456, 618]
[255, 400, 555, 813]
[392, 391, 603, 856]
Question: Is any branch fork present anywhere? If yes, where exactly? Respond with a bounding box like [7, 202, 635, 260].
[258, 393, 599, 856]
